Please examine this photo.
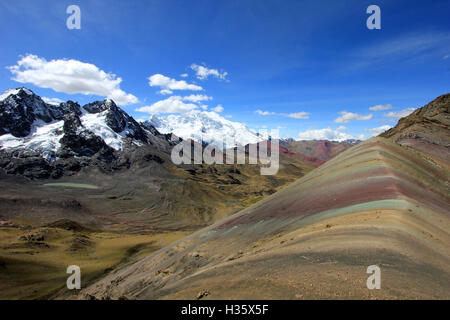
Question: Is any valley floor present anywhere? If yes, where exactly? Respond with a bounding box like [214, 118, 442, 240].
[0, 223, 189, 299]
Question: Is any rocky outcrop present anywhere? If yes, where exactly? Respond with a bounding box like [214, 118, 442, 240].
[83, 99, 148, 143]
[0, 88, 65, 137]
[381, 93, 449, 164]
[57, 110, 115, 159]
[0, 150, 54, 179]
[381, 93, 450, 143]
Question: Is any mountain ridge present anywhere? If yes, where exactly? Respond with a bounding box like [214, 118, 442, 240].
[78, 93, 450, 300]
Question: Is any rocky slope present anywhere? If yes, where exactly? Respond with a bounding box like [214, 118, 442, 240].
[381, 93, 449, 165]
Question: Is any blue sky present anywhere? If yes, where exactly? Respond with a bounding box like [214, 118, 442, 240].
[0, 0, 449, 140]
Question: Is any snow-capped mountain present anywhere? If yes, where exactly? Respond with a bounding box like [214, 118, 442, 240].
[0, 88, 151, 161]
[144, 110, 263, 148]
[0, 87, 178, 179]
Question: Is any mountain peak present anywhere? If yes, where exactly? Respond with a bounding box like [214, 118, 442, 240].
[0, 87, 34, 102]
[0, 87, 62, 137]
[16, 86, 34, 95]
[82, 98, 118, 114]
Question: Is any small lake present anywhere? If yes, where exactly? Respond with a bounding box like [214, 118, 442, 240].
[42, 183, 99, 190]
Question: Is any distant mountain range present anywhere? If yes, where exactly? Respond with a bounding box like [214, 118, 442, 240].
[146, 111, 361, 149]
[145, 110, 264, 148]
[0, 88, 363, 179]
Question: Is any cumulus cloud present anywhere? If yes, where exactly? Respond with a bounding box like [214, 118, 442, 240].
[369, 104, 392, 111]
[148, 74, 203, 93]
[136, 96, 198, 114]
[159, 89, 173, 95]
[190, 64, 228, 80]
[286, 112, 310, 119]
[365, 125, 392, 136]
[255, 110, 310, 119]
[384, 108, 415, 119]
[211, 104, 224, 112]
[336, 126, 347, 131]
[42, 97, 64, 105]
[182, 94, 212, 103]
[8, 54, 139, 105]
[297, 127, 355, 142]
[255, 110, 276, 116]
[139, 93, 216, 114]
[334, 111, 373, 123]
[180, 73, 188, 78]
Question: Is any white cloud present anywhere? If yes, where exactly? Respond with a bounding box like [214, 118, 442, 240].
[190, 64, 228, 80]
[255, 110, 276, 116]
[148, 74, 203, 92]
[297, 127, 355, 142]
[255, 110, 310, 119]
[180, 73, 188, 78]
[336, 126, 347, 130]
[136, 96, 198, 114]
[225, 115, 232, 118]
[182, 94, 212, 103]
[211, 104, 224, 112]
[8, 54, 138, 105]
[286, 112, 310, 119]
[42, 97, 64, 105]
[159, 89, 173, 95]
[384, 108, 415, 119]
[334, 111, 373, 123]
[365, 125, 392, 136]
[369, 104, 392, 111]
